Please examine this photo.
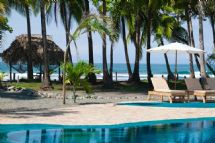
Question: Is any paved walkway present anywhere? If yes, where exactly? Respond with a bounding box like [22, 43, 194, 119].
[1, 102, 215, 125]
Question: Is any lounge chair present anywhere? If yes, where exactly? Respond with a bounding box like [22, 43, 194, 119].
[148, 77, 186, 103]
[185, 78, 215, 103]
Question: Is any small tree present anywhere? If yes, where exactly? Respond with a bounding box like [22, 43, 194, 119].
[0, 72, 6, 88]
[63, 61, 100, 103]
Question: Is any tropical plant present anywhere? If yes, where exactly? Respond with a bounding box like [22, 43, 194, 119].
[0, 0, 12, 48]
[63, 61, 100, 103]
[0, 72, 6, 88]
[207, 52, 215, 74]
[62, 14, 117, 104]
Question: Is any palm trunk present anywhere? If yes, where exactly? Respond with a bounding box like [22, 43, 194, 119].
[210, 15, 215, 49]
[84, 0, 96, 83]
[25, 6, 33, 80]
[198, 1, 207, 79]
[160, 38, 174, 80]
[40, 0, 52, 90]
[102, 0, 113, 88]
[62, 1, 73, 64]
[146, 10, 153, 84]
[186, 8, 195, 78]
[121, 17, 132, 79]
[129, 15, 140, 83]
[110, 42, 114, 80]
[62, 41, 71, 104]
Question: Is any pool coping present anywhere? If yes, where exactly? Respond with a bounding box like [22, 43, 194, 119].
[1, 117, 215, 132]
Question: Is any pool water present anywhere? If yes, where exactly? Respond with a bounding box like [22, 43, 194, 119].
[118, 102, 215, 108]
[1, 119, 215, 143]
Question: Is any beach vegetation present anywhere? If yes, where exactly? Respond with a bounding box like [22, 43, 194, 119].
[0, 72, 6, 88]
[63, 61, 100, 103]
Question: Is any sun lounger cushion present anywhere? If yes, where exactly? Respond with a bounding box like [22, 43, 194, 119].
[185, 78, 202, 90]
[151, 77, 170, 90]
[206, 78, 215, 90]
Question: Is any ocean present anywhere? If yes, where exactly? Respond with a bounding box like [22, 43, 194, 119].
[0, 61, 214, 81]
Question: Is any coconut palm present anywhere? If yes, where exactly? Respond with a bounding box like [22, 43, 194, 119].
[40, 0, 52, 89]
[8, 0, 38, 80]
[142, 0, 176, 84]
[111, 0, 132, 80]
[62, 14, 117, 104]
[53, 0, 83, 64]
[83, 0, 97, 83]
[198, 0, 207, 78]
[91, 0, 116, 87]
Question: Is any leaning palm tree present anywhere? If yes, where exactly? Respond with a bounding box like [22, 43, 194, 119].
[53, 0, 83, 64]
[62, 14, 117, 104]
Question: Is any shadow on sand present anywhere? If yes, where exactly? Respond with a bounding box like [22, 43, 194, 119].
[0, 90, 39, 100]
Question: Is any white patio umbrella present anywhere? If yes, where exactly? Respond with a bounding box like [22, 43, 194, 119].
[147, 42, 205, 89]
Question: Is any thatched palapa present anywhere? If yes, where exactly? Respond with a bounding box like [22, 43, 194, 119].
[2, 34, 64, 66]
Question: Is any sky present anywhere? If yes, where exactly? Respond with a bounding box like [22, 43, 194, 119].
[1, 10, 214, 64]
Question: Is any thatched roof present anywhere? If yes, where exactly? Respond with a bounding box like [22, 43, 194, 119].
[2, 34, 64, 66]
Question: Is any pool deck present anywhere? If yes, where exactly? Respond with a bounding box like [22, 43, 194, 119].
[1, 101, 215, 125]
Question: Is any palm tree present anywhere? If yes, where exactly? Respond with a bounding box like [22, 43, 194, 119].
[83, 0, 97, 83]
[143, 0, 175, 84]
[101, 0, 113, 88]
[53, 0, 83, 64]
[40, 0, 52, 89]
[205, 0, 215, 49]
[92, 0, 114, 87]
[9, 0, 37, 80]
[198, 0, 207, 79]
[173, 0, 198, 78]
[62, 14, 117, 104]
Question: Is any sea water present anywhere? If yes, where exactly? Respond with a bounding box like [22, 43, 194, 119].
[0, 61, 213, 81]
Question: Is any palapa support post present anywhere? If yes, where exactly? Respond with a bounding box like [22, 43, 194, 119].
[174, 50, 178, 89]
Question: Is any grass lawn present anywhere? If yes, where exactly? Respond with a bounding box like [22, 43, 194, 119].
[4, 79, 187, 92]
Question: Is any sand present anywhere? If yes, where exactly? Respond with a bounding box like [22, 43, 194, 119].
[1, 91, 215, 125]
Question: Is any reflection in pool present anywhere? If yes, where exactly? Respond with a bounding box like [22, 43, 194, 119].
[1, 120, 215, 143]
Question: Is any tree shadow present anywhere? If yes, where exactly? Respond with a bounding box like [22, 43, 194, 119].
[0, 90, 39, 100]
[0, 107, 79, 119]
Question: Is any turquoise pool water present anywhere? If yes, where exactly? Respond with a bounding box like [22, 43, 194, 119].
[118, 102, 215, 108]
[1, 118, 215, 143]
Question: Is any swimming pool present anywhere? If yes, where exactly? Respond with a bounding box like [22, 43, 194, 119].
[1, 118, 215, 143]
[118, 102, 215, 108]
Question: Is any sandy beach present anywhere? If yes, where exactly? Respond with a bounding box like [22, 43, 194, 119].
[1, 90, 215, 125]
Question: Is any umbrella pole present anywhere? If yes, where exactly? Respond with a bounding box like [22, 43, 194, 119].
[174, 51, 177, 89]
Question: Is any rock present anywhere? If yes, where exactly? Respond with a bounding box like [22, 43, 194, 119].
[7, 86, 15, 91]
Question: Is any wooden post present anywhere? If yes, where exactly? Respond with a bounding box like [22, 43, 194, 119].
[115, 72, 117, 82]
[58, 64, 61, 82]
[39, 64, 42, 81]
[13, 73, 16, 81]
[174, 51, 178, 89]
[9, 62, 12, 82]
